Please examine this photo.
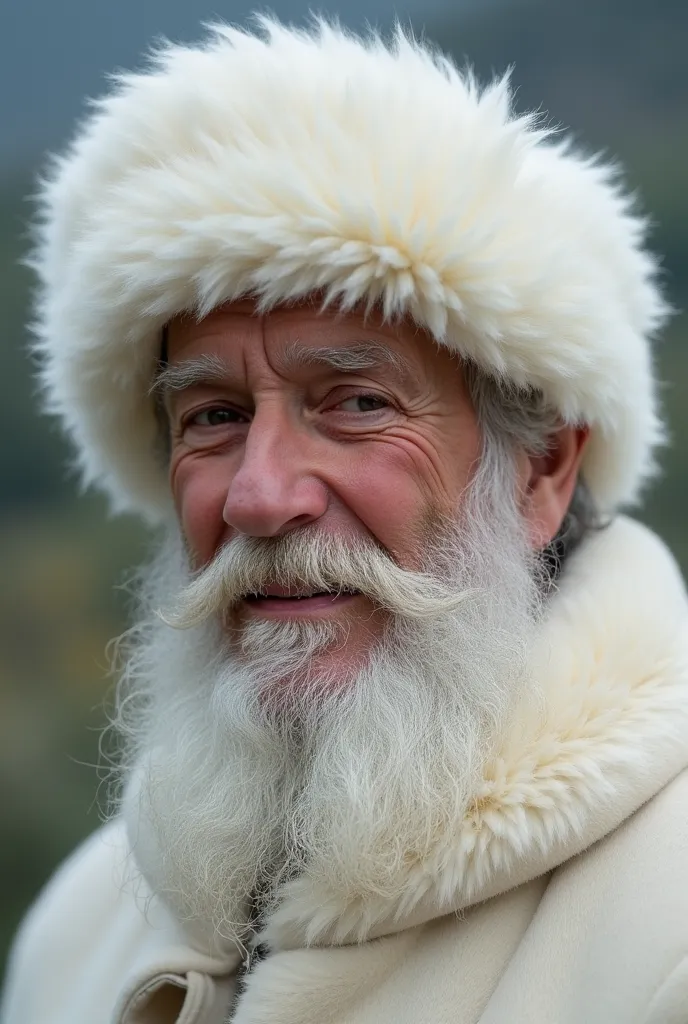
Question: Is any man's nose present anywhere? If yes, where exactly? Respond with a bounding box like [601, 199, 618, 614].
[222, 405, 329, 537]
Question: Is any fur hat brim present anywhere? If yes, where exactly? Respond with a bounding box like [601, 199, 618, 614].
[31, 20, 668, 521]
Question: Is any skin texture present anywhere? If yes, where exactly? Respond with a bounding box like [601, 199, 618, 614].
[164, 299, 587, 655]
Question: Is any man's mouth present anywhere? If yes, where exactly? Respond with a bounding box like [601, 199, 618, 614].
[242, 585, 362, 616]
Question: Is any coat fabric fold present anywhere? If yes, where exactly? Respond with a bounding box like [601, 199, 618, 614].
[3, 515, 688, 1024]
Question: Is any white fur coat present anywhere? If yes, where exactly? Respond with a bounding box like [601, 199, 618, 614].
[3, 516, 688, 1024]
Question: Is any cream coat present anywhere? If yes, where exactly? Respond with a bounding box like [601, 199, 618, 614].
[4, 516, 688, 1024]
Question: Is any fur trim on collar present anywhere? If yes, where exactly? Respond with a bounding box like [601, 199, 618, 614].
[258, 517, 688, 949]
[31, 20, 666, 521]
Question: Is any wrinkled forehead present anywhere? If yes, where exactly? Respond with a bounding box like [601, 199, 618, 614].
[161, 297, 461, 390]
[165, 297, 425, 348]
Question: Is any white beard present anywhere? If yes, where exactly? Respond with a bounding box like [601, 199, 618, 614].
[116, 459, 542, 956]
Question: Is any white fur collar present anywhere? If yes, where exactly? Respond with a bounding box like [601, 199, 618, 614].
[258, 517, 688, 950]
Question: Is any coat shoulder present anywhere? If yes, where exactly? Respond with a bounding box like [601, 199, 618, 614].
[563, 766, 688, 929]
[615, 765, 688, 868]
[550, 768, 688, 1022]
[8, 819, 132, 953]
[1, 820, 233, 1024]
[479, 770, 688, 1024]
[0, 821, 143, 1023]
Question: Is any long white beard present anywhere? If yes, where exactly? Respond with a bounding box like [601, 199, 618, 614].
[115, 458, 542, 956]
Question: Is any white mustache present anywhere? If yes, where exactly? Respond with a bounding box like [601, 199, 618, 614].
[159, 531, 475, 629]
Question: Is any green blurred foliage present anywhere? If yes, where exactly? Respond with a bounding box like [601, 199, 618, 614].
[1, 0, 686, 976]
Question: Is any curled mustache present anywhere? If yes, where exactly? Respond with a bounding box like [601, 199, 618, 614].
[159, 530, 474, 629]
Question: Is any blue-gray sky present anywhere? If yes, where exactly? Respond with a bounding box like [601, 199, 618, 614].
[2, 0, 488, 178]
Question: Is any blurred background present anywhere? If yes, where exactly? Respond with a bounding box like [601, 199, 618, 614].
[1, 0, 687, 977]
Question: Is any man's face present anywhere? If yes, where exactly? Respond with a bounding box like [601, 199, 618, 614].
[163, 300, 486, 676]
[124, 300, 550, 946]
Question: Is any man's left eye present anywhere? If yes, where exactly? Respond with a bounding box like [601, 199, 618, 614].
[336, 394, 390, 413]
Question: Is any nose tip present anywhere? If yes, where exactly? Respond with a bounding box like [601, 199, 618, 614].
[223, 492, 327, 538]
[222, 456, 329, 538]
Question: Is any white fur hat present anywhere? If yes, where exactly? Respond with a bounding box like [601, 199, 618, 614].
[31, 19, 668, 522]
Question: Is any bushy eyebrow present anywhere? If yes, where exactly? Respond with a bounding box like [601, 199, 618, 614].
[280, 340, 412, 380]
[150, 354, 228, 403]
[150, 341, 415, 406]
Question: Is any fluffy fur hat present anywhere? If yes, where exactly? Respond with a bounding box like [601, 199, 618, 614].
[31, 18, 668, 522]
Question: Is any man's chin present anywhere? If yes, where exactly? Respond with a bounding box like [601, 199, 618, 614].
[253, 647, 372, 711]
[227, 599, 388, 692]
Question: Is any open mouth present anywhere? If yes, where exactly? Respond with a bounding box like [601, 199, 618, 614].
[245, 589, 360, 601]
[241, 587, 362, 615]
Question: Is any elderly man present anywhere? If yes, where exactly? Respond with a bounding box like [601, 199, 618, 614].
[3, 18, 688, 1024]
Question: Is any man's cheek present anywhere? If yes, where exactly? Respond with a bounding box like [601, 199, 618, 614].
[177, 473, 230, 567]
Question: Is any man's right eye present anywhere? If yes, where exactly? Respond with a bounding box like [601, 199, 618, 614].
[188, 407, 248, 427]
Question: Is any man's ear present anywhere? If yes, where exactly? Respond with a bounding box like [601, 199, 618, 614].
[523, 425, 590, 549]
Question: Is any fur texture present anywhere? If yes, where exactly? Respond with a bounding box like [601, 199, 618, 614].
[117, 516, 688, 957]
[31, 19, 667, 521]
[257, 516, 688, 949]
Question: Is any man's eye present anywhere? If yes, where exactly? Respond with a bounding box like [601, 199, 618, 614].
[189, 407, 247, 427]
[336, 394, 390, 413]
